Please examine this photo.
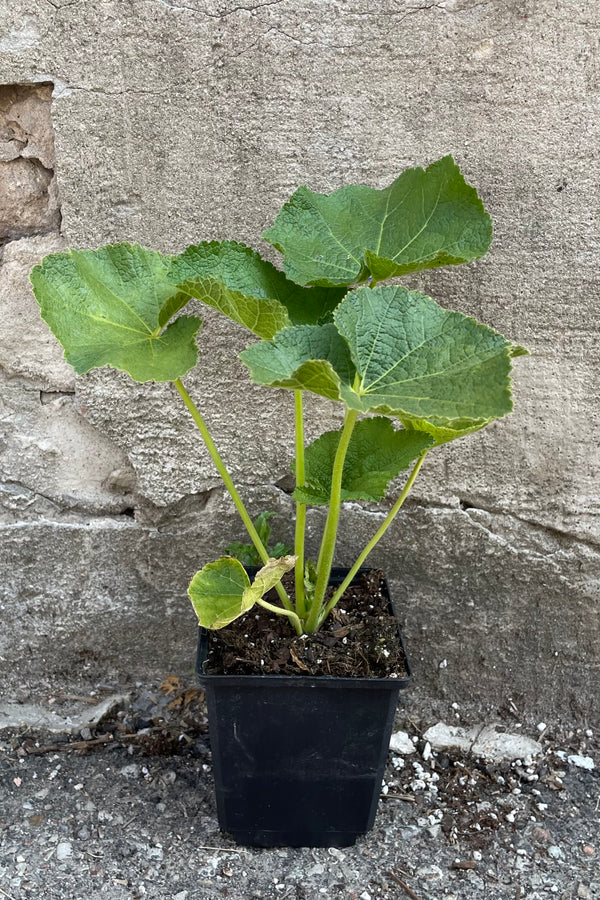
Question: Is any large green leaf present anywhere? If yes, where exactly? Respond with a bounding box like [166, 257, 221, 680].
[239, 323, 356, 399]
[334, 285, 527, 443]
[293, 417, 434, 505]
[30, 243, 201, 382]
[188, 555, 297, 630]
[169, 241, 345, 339]
[263, 156, 492, 287]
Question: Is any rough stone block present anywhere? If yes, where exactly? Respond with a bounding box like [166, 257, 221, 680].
[0, 83, 60, 242]
[0, 234, 72, 389]
[0, 372, 138, 515]
[0, 82, 56, 168]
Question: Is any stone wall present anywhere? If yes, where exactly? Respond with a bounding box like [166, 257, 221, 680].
[0, 0, 598, 726]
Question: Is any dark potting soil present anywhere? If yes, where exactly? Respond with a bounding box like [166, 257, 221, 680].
[204, 569, 409, 679]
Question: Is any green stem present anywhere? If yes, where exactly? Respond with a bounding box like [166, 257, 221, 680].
[174, 378, 293, 612]
[316, 451, 428, 628]
[294, 390, 307, 618]
[304, 406, 359, 633]
[256, 597, 303, 636]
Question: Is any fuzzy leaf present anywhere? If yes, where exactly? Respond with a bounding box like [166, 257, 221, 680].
[188, 556, 297, 630]
[188, 557, 252, 629]
[239, 323, 355, 399]
[334, 285, 526, 444]
[263, 156, 492, 287]
[246, 555, 297, 603]
[30, 243, 201, 382]
[293, 418, 434, 505]
[169, 241, 345, 338]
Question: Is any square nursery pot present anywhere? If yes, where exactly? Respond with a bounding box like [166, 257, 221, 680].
[195, 567, 411, 848]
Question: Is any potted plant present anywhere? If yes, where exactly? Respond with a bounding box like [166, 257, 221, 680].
[30, 155, 526, 847]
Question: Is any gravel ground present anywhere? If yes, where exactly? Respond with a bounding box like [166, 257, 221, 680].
[0, 680, 598, 900]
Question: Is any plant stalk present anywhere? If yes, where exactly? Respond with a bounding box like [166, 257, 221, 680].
[305, 406, 359, 632]
[316, 451, 428, 627]
[293, 390, 307, 618]
[174, 378, 293, 612]
[256, 597, 303, 636]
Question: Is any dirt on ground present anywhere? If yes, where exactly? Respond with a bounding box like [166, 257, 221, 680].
[0, 678, 599, 900]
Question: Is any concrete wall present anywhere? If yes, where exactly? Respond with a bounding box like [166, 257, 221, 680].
[1, 0, 598, 726]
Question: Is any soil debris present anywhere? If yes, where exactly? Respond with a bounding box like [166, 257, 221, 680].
[0, 684, 598, 900]
[204, 570, 409, 678]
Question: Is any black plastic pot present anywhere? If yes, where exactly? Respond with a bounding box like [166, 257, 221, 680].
[195, 568, 411, 848]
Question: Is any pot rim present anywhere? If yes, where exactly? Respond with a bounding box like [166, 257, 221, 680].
[196, 566, 412, 689]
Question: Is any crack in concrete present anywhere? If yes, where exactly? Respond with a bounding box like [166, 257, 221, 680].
[154, 0, 285, 18]
[2, 473, 598, 557]
[340, 494, 600, 557]
[454, 502, 600, 555]
[392, 0, 495, 21]
[263, 26, 373, 51]
[42, 0, 80, 8]
[392, 0, 447, 24]
[0, 225, 62, 252]
[39, 390, 76, 405]
[64, 85, 171, 97]
[0, 480, 138, 522]
[0, 480, 61, 511]
[457, 508, 564, 563]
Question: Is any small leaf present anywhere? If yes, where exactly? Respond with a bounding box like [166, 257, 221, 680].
[263, 156, 492, 287]
[239, 323, 355, 400]
[224, 540, 260, 567]
[169, 241, 345, 338]
[293, 418, 434, 505]
[270, 541, 292, 557]
[188, 557, 252, 629]
[333, 284, 526, 444]
[225, 511, 291, 566]
[304, 558, 318, 598]
[244, 555, 297, 607]
[188, 555, 297, 630]
[30, 243, 201, 382]
[254, 511, 275, 547]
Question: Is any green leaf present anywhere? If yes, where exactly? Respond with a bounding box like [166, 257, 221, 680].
[188, 556, 297, 630]
[293, 418, 434, 505]
[254, 511, 275, 547]
[304, 558, 318, 598]
[224, 541, 259, 568]
[270, 541, 291, 558]
[263, 156, 492, 287]
[30, 243, 201, 382]
[334, 285, 526, 444]
[239, 323, 355, 400]
[168, 241, 345, 338]
[188, 557, 252, 629]
[225, 511, 292, 566]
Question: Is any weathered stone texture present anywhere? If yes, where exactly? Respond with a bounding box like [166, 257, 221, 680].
[0, 485, 290, 700]
[0, 0, 599, 723]
[0, 234, 72, 388]
[0, 373, 138, 515]
[0, 82, 55, 168]
[0, 82, 60, 242]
